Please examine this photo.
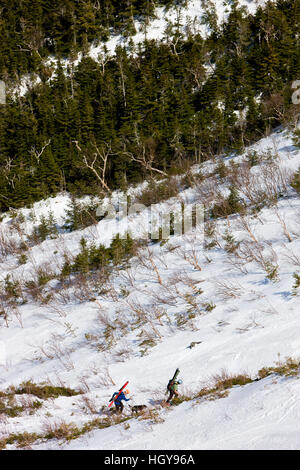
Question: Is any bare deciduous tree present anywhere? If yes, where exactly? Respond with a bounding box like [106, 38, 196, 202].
[122, 145, 168, 179]
[29, 139, 51, 165]
[73, 140, 114, 193]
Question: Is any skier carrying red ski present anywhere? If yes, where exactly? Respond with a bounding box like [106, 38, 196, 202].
[110, 388, 131, 413]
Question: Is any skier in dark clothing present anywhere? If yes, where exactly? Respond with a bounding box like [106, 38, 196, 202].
[111, 389, 131, 413]
[166, 379, 182, 404]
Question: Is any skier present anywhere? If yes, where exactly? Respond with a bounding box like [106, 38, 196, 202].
[111, 388, 131, 413]
[166, 368, 182, 404]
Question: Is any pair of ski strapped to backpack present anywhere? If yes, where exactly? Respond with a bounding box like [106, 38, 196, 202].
[167, 368, 180, 392]
[108, 380, 129, 408]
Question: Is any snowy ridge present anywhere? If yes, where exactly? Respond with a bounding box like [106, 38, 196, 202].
[0, 127, 300, 449]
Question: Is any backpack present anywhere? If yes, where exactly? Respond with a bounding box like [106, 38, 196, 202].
[167, 380, 174, 392]
[110, 392, 118, 402]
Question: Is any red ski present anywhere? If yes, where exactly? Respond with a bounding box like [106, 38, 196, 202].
[108, 381, 129, 408]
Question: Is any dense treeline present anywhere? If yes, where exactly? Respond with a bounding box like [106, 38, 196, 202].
[0, 0, 187, 76]
[0, 0, 300, 211]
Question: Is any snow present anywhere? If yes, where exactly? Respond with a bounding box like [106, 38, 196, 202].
[0, 126, 300, 450]
[35, 375, 300, 450]
[88, 0, 270, 59]
[1, 0, 299, 451]
[9, 73, 42, 99]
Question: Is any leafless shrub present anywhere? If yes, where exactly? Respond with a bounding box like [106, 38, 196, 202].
[262, 93, 287, 124]
[262, 163, 293, 200]
[233, 164, 265, 206]
[124, 298, 150, 323]
[236, 214, 259, 243]
[272, 206, 293, 242]
[214, 280, 243, 300]
[175, 241, 202, 271]
[152, 307, 171, 327]
[259, 299, 280, 316]
[34, 334, 75, 371]
[42, 418, 79, 441]
[135, 177, 179, 206]
[283, 247, 300, 268]
[91, 366, 116, 387]
[63, 320, 78, 338]
[0, 301, 10, 327]
[96, 311, 117, 331]
[225, 251, 249, 274]
[290, 211, 300, 237]
[125, 299, 162, 338]
[193, 175, 219, 206]
[113, 344, 133, 362]
[24, 282, 43, 303]
[156, 272, 204, 313]
[168, 270, 203, 291]
[163, 242, 181, 254]
[100, 278, 119, 302]
[90, 311, 122, 351]
[52, 285, 73, 305]
[72, 274, 93, 303]
[235, 316, 264, 334]
[237, 239, 271, 268]
[119, 266, 138, 287]
[234, 160, 293, 207]
[153, 247, 169, 269]
[237, 239, 279, 281]
[79, 395, 98, 415]
[73, 140, 113, 193]
[44, 302, 67, 319]
[0, 413, 8, 426]
[0, 228, 21, 261]
[33, 342, 55, 361]
[136, 246, 163, 285]
[11, 305, 23, 328]
[150, 285, 178, 307]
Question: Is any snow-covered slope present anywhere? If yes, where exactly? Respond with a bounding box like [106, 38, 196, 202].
[0, 126, 299, 450]
[34, 374, 300, 450]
